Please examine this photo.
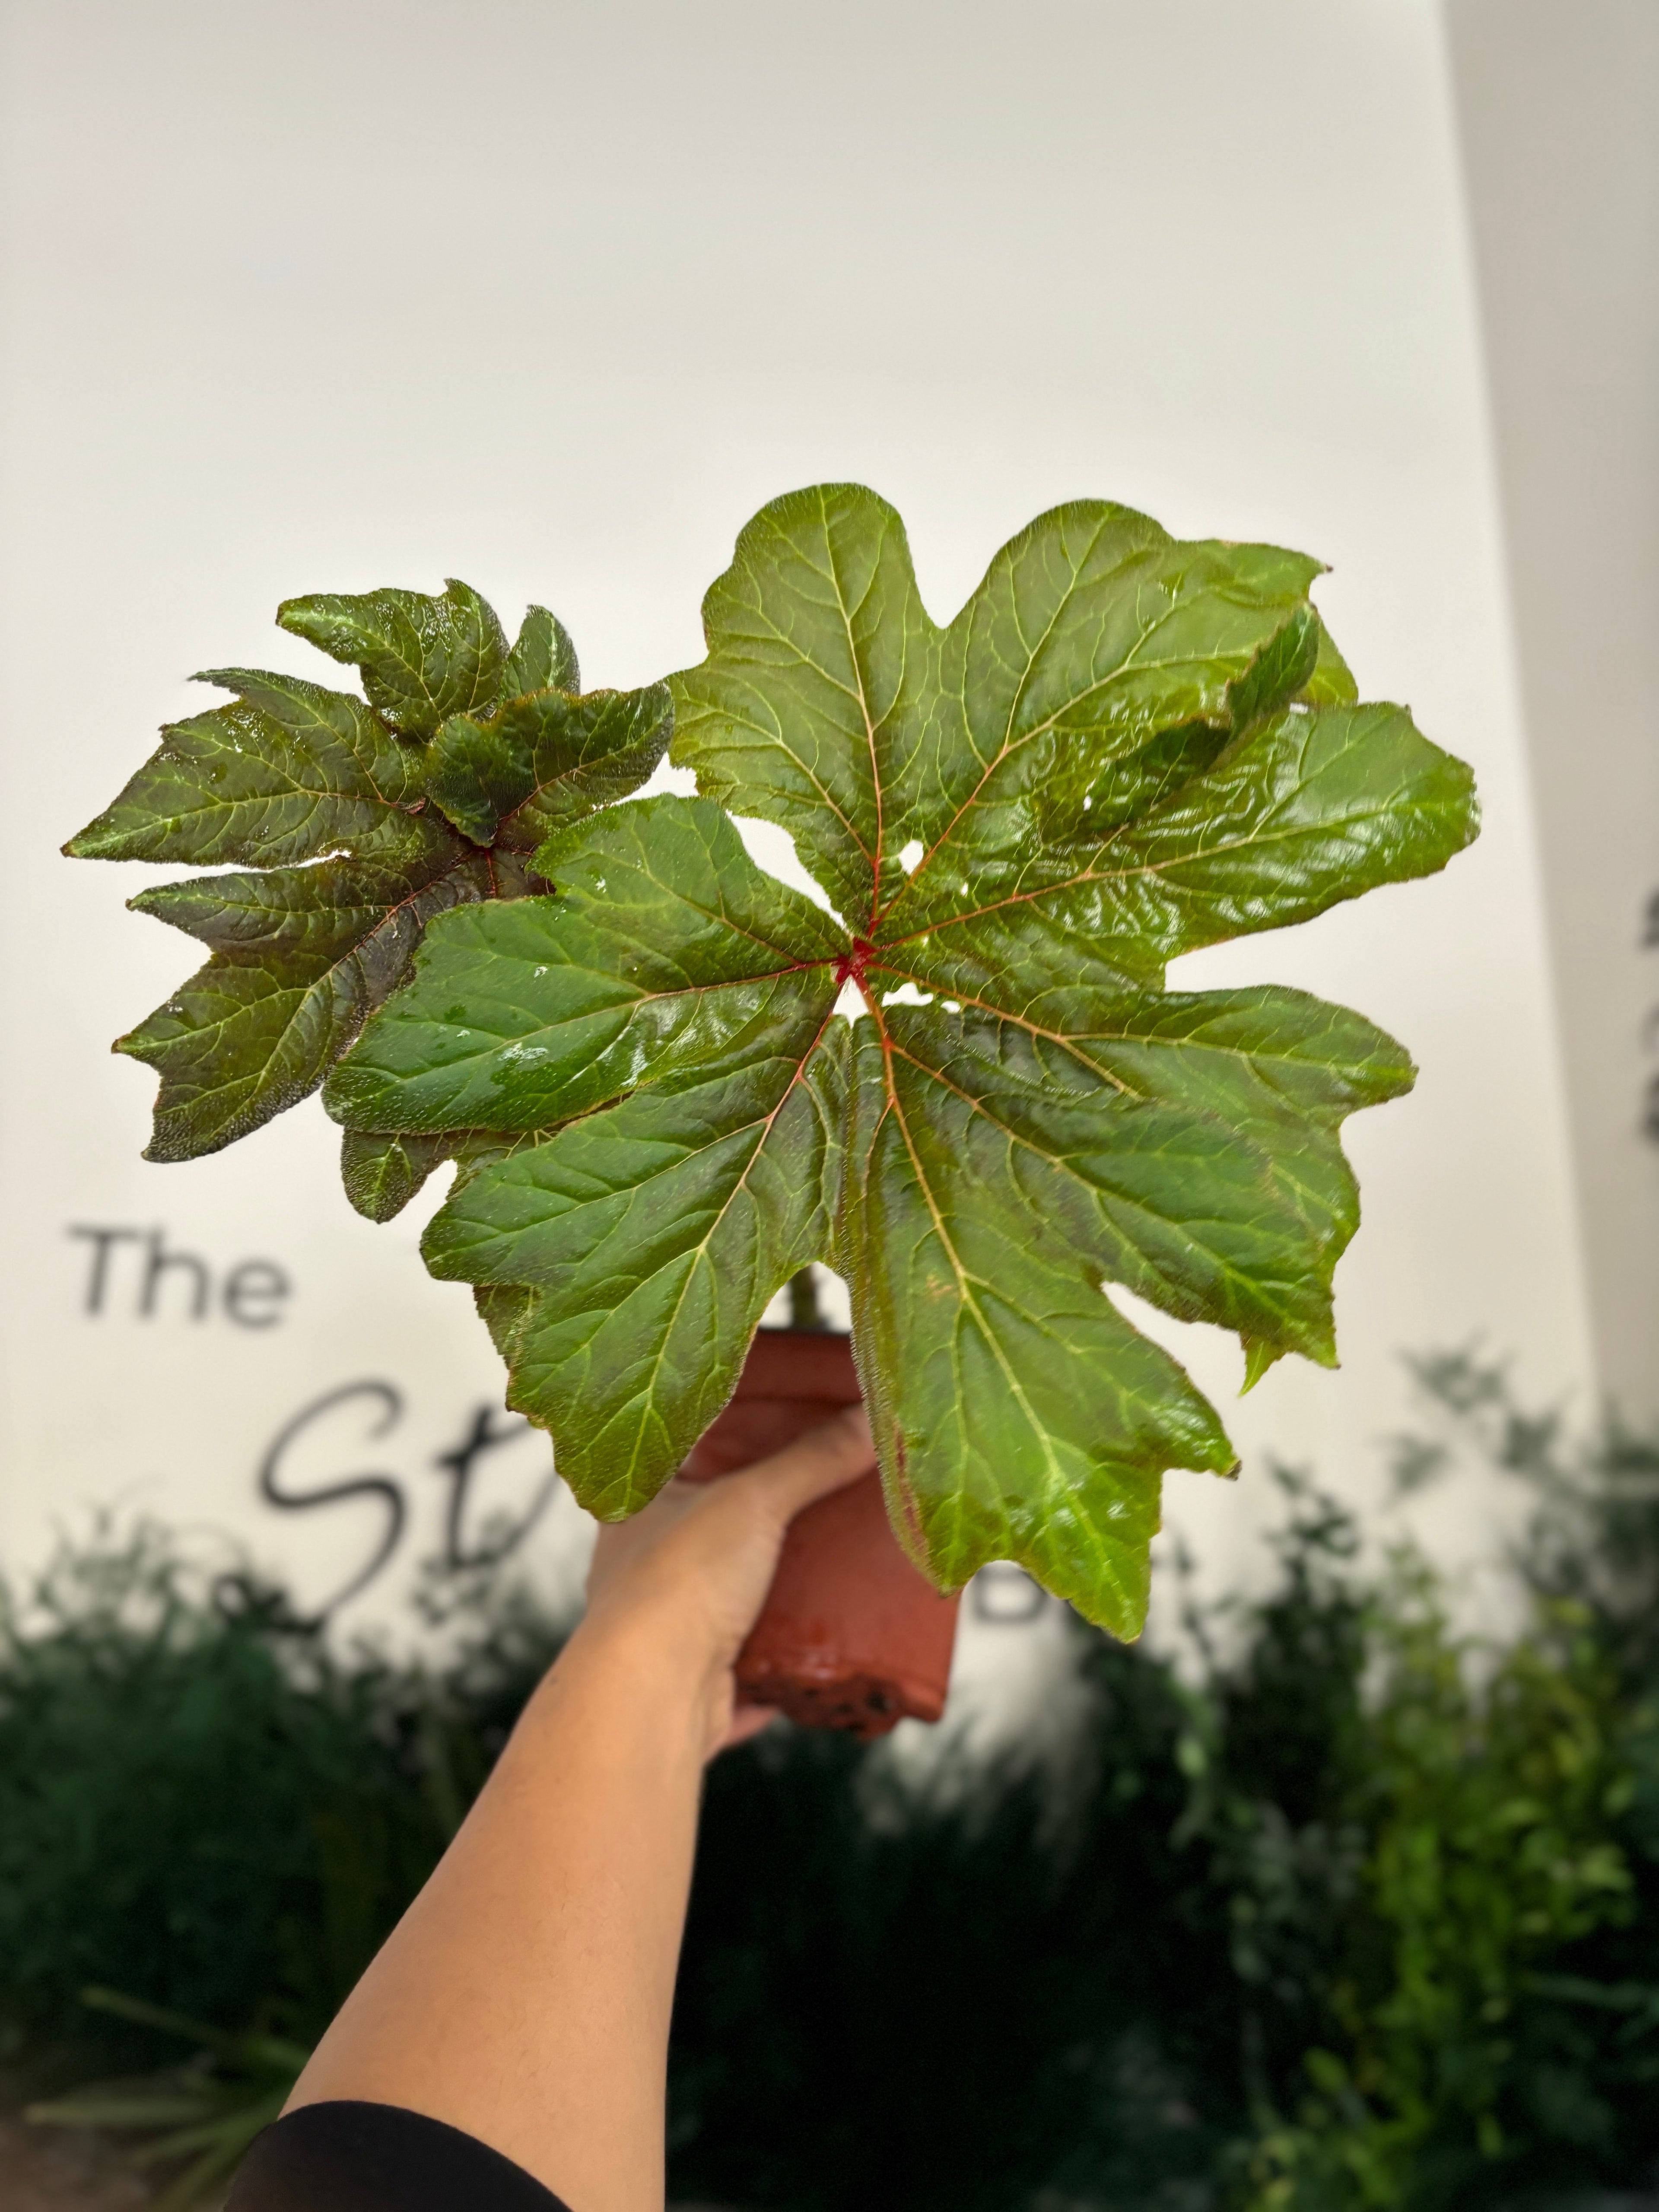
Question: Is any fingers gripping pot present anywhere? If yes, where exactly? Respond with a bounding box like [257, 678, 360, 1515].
[680, 1331, 962, 1739]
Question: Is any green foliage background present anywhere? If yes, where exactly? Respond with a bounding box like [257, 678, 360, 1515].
[6, 1359, 1659, 2209]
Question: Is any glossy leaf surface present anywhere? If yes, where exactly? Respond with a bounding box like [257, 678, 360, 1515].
[333, 487, 1478, 1634]
[276, 579, 508, 738]
[330, 799, 846, 1509]
[424, 683, 673, 849]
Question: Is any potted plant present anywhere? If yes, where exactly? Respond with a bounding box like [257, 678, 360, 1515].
[68, 485, 1478, 1732]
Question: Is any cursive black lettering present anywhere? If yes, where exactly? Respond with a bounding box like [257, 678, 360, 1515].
[257, 1380, 409, 1622]
[432, 1403, 556, 1569]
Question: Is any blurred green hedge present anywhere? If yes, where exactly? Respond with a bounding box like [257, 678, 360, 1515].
[4, 1354, 1659, 2211]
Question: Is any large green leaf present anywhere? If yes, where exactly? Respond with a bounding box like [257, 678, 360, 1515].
[66, 588, 671, 1166]
[330, 487, 1478, 1634]
[330, 799, 846, 1510]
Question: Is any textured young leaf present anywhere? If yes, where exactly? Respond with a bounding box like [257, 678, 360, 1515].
[276, 579, 508, 738]
[340, 1129, 458, 1224]
[68, 591, 670, 1164]
[334, 488, 1475, 1634]
[64, 671, 432, 869]
[120, 854, 492, 1160]
[502, 604, 580, 701]
[424, 682, 672, 847]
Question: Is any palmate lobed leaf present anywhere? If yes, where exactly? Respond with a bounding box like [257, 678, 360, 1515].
[328, 483, 1479, 1635]
[67, 588, 671, 1170]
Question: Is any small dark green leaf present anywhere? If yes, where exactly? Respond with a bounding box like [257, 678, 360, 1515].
[502, 604, 580, 700]
[423, 713, 537, 846]
[1035, 605, 1326, 847]
[340, 1130, 456, 1222]
[122, 854, 489, 1159]
[277, 579, 508, 737]
[505, 686, 674, 852]
[424, 683, 671, 847]
[1226, 603, 1322, 733]
[64, 671, 430, 868]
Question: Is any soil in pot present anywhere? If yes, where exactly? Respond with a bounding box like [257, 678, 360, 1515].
[680, 1329, 961, 1739]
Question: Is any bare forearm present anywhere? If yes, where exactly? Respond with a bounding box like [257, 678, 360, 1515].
[287, 1615, 716, 2212]
[279, 1410, 874, 2212]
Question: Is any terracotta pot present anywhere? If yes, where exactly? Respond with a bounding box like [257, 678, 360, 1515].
[680, 1329, 961, 1739]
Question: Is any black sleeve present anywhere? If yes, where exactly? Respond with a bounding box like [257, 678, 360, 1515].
[227, 2100, 574, 2212]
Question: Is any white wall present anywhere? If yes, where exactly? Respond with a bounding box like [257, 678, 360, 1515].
[0, 0, 1595, 1668]
[1447, 0, 1659, 1427]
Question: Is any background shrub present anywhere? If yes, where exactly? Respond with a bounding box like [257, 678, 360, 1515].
[4, 1359, 1659, 2209]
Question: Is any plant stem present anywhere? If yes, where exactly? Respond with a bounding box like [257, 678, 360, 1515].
[787, 1266, 826, 1332]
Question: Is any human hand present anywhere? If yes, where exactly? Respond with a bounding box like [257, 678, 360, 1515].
[581, 1407, 875, 1756]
